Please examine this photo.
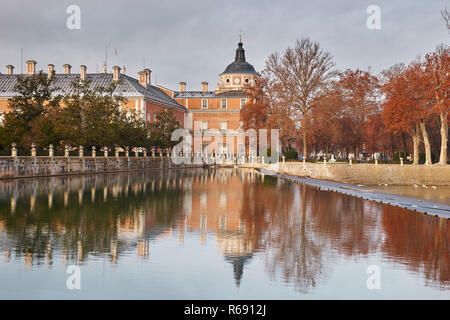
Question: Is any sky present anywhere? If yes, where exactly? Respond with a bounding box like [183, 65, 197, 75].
[0, 0, 448, 91]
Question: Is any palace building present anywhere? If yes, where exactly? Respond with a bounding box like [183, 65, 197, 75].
[0, 61, 186, 126]
[0, 38, 258, 154]
[158, 39, 259, 154]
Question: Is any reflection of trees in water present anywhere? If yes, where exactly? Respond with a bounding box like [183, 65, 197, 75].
[240, 177, 380, 292]
[306, 190, 382, 256]
[240, 175, 449, 292]
[381, 207, 450, 288]
[259, 185, 327, 292]
[0, 171, 192, 266]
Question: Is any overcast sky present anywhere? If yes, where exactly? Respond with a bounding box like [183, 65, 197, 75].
[0, 0, 448, 91]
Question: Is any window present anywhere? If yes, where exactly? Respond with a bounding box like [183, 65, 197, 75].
[244, 78, 249, 84]
[221, 99, 227, 110]
[153, 112, 157, 123]
[202, 99, 208, 109]
[220, 121, 227, 131]
[239, 121, 244, 129]
[201, 120, 208, 130]
[240, 99, 246, 108]
[0, 112, 4, 126]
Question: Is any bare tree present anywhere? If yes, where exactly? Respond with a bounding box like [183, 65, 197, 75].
[442, 6, 450, 32]
[266, 38, 336, 159]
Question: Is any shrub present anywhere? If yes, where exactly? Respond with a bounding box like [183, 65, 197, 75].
[418, 152, 437, 164]
[284, 150, 298, 160]
[393, 152, 406, 162]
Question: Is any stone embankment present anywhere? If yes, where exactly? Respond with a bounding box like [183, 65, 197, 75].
[0, 156, 201, 179]
[242, 162, 450, 186]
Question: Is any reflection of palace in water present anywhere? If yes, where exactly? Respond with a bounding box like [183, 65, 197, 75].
[0, 169, 448, 291]
[0, 169, 262, 286]
[177, 170, 259, 286]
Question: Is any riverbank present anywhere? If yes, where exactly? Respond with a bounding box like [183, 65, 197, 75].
[0, 156, 201, 179]
[242, 162, 450, 186]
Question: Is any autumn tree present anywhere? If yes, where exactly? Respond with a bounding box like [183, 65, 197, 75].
[241, 75, 297, 151]
[381, 62, 433, 164]
[0, 71, 62, 149]
[265, 38, 336, 159]
[55, 80, 147, 150]
[308, 81, 345, 157]
[148, 109, 182, 149]
[363, 113, 388, 156]
[337, 69, 380, 159]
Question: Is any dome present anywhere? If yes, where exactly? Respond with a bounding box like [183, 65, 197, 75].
[220, 42, 258, 75]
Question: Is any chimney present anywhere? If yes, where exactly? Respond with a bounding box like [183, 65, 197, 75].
[63, 64, 72, 74]
[144, 68, 151, 86]
[102, 63, 107, 73]
[26, 60, 37, 75]
[80, 65, 87, 81]
[138, 71, 147, 88]
[113, 66, 121, 81]
[47, 64, 55, 79]
[179, 81, 186, 92]
[201, 82, 208, 93]
[6, 65, 14, 75]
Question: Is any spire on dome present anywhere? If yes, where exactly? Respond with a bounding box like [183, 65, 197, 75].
[235, 40, 246, 63]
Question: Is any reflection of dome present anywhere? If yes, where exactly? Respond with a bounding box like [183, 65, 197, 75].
[224, 254, 253, 287]
[216, 231, 255, 287]
[221, 42, 258, 75]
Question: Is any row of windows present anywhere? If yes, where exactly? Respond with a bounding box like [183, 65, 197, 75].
[222, 76, 252, 85]
[201, 98, 246, 110]
[198, 120, 244, 131]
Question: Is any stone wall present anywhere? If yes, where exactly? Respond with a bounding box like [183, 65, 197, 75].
[242, 162, 450, 186]
[0, 156, 201, 179]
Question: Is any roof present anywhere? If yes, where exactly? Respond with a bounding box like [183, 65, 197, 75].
[220, 42, 258, 76]
[0, 73, 186, 111]
[173, 90, 249, 99]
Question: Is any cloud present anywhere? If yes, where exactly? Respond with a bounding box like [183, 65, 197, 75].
[0, 0, 448, 89]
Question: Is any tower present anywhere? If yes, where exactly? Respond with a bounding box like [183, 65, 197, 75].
[216, 38, 259, 92]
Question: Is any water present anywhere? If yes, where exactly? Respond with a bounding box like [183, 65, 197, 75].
[0, 168, 448, 299]
[371, 185, 450, 206]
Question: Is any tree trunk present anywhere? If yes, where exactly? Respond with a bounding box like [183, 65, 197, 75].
[410, 122, 420, 165]
[302, 117, 307, 160]
[402, 132, 407, 159]
[439, 111, 448, 165]
[420, 119, 432, 165]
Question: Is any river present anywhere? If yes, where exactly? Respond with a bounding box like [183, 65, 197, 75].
[0, 168, 448, 299]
